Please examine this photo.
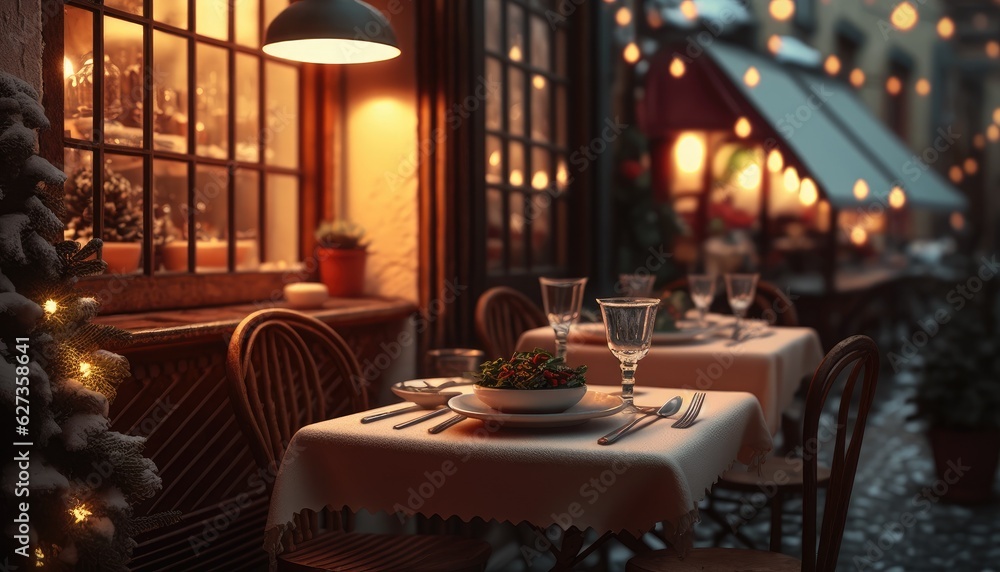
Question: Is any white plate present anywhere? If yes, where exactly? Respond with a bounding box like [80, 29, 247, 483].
[391, 378, 466, 408]
[573, 322, 722, 345]
[447, 391, 626, 428]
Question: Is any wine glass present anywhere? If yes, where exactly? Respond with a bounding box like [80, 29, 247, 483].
[617, 273, 656, 297]
[539, 277, 588, 360]
[597, 297, 659, 410]
[688, 274, 717, 327]
[725, 273, 759, 340]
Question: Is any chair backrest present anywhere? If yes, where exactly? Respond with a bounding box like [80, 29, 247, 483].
[475, 286, 548, 358]
[801, 335, 880, 572]
[661, 276, 800, 326]
[226, 309, 368, 477]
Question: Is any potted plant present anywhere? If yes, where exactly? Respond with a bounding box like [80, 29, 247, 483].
[315, 220, 368, 297]
[65, 163, 143, 273]
[910, 297, 1000, 503]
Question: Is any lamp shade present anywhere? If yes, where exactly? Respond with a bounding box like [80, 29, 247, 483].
[262, 0, 401, 64]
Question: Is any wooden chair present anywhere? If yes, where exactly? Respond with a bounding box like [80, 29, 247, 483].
[226, 309, 491, 572]
[475, 286, 547, 357]
[661, 277, 800, 327]
[626, 335, 880, 572]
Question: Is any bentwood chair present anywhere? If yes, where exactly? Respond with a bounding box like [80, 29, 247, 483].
[475, 287, 548, 358]
[226, 309, 491, 572]
[661, 277, 800, 327]
[626, 335, 880, 572]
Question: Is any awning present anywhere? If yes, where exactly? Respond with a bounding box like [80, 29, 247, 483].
[701, 42, 967, 212]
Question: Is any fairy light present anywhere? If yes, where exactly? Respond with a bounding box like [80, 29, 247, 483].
[799, 178, 818, 206]
[889, 186, 906, 209]
[988, 124, 1000, 142]
[79, 362, 93, 378]
[623, 42, 641, 64]
[531, 171, 549, 190]
[964, 157, 978, 175]
[824, 55, 841, 76]
[743, 66, 760, 88]
[489, 150, 501, 167]
[669, 57, 686, 78]
[509, 45, 522, 62]
[556, 161, 569, 188]
[767, 35, 782, 55]
[937, 17, 954, 39]
[783, 166, 800, 193]
[647, 7, 664, 28]
[949, 165, 964, 183]
[509, 169, 524, 186]
[886, 76, 902, 96]
[64, 57, 75, 80]
[973, 134, 985, 150]
[769, 0, 794, 21]
[43, 299, 59, 315]
[915, 78, 931, 96]
[679, 0, 698, 20]
[734, 116, 752, 138]
[890, 2, 918, 31]
[850, 226, 868, 246]
[853, 179, 870, 200]
[675, 132, 706, 174]
[987, 41, 1000, 59]
[766, 149, 783, 173]
[950, 211, 965, 231]
[849, 68, 865, 88]
[532, 75, 546, 90]
[615, 6, 632, 26]
[71, 503, 92, 524]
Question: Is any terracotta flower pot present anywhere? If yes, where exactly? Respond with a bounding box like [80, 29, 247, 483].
[317, 248, 367, 297]
[927, 427, 1000, 504]
[161, 240, 254, 271]
[100, 242, 142, 274]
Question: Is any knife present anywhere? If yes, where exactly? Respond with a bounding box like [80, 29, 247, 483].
[598, 396, 683, 445]
[428, 414, 466, 434]
[393, 408, 450, 429]
[360, 404, 422, 424]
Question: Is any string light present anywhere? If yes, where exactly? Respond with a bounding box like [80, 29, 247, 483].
[988, 124, 1000, 142]
[679, 0, 698, 20]
[799, 178, 819, 206]
[675, 132, 706, 174]
[556, 161, 569, 188]
[669, 57, 686, 78]
[79, 362, 93, 378]
[850, 226, 868, 246]
[734, 117, 752, 138]
[43, 299, 59, 314]
[769, 0, 794, 21]
[964, 157, 978, 175]
[886, 76, 902, 96]
[766, 149, 784, 173]
[70, 503, 92, 524]
[532, 75, 546, 90]
[915, 78, 931, 96]
[824, 55, 841, 76]
[623, 42, 641, 64]
[489, 150, 501, 167]
[509, 169, 524, 186]
[767, 35, 783, 55]
[853, 179, 870, 200]
[950, 211, 965, 231]
[743, 66, 760, 88]
[615, 6, 632, 26]
[949, 165, 964, 183]
[987, 41, 1000, 59]
[509, 45, 522, 62]
[889, 186, 906, 209]
[890, 2, 918, 31]
[849, 69, 865, 88]
[783, 166, 800, 193]
[973, 134, 985, 150]
[531, 171, 549, 190]
[937, 17, 955, 39]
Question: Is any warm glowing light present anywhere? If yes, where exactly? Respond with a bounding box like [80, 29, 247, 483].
[743, 66, 760, 88]
[993, 107, 1000, 123]
[737, 163, 762, 190]
[669, 57, 686, 78]
[680, 0, 698, 20]
[766, 150, 784, 173]
[889, 186, 906, 209]
[937, 17, 955, 39]
[988, 124, 1000, 142]
[489, 150, 501, 167]
[769, 0, 795, 21]
[767, 35, 783, 54]
[824, 55, 841, 76]
[509, 169, 524, 186]
[987, 41, 1000, 59]
[35, 547, 44, 563]
[509, 45, 522, 61]
[623, 42, 641, 64]
[556, 161, 569, 188]
[949, 165, 964, 183]
[674, 133, 706, 174]
[783, 167, 800, 193]
[950, 211, 965, 231]
[71, 504, 92, 523]
[64, 57, 75, 80]
[890, 2, 918, 31]
[734, 116, 752, 138]
[615, 6, 632, 26]
[647, 7, 664, 28]
[850, 226, 868, 246]
[43, 299, 58, 314]
[973, 134, 985, 149]
[532, 75, 546, 90]
[79, 362, 92, 378]
[799, 178, 818, 206]
[849, 68, 865, 88]
[915, 78, 931, 96]
[886, 76, 902, 96]
[196, 121, 206, 132]
[964, 157, 978, 175]
[853, 179, 870, 200]
[263, 39, 400, 65]
[531, 170, 549, 190]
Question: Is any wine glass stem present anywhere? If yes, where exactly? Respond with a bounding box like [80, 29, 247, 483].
[555, 334, 568, 360]
[620, 361, 637, 407]
[698, 307, 707, 327]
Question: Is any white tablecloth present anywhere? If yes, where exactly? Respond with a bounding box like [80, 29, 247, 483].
[264, 385, 772, 560]
[516, 321, 824, 434]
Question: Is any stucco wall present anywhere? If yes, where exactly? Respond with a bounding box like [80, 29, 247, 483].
[0, 0, 43, 93]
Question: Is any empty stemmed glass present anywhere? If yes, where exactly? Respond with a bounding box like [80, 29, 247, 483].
[597, 298, 659, 411]
[688, 274, 717, 327]
[539, 277, 587, 360]
[617, 273, 656, 297]
[725, 273, 759, 340]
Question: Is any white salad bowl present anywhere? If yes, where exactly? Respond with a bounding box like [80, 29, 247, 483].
[472, 384, 587, 414]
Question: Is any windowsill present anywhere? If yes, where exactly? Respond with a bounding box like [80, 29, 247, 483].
[92, 297, 417, 349]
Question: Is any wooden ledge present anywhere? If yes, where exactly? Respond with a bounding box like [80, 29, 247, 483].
[92, 297, 418, 350]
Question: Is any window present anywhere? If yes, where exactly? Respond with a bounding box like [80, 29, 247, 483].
[793, 0, 816, 32]
[885, 56, 912, 141]
[483, 0, 572, 278]
[59, 0, 301, 277]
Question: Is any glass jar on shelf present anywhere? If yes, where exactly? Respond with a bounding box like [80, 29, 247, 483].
[71, 52, 124, 122]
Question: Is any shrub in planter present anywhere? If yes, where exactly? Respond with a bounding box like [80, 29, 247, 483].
[315, 220, 368, 297]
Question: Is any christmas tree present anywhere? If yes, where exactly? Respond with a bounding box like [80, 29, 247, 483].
[0, 71, 174, 570]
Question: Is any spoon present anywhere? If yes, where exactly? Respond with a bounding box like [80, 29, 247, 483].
[598, 395, 683, 445]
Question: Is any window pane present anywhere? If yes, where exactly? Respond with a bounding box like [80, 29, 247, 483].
[63, 148, 94, 244]
[530, 73, 550, 142]
[555, 29, 567, 76]
[265, 62, 299, 168]
[105, 0, 142, 16]
[154, 0, 187, 28]
[153, 159, 190, 273]
[265, 0, 288, 29]
[196, 0, 228, 40]
[508, 67, 524, 136]
[264, 174, 300, 267]
[509, 142, 525, 187]
[530, 192, 552, 267]
[507, 2, 524, 61]
[485, 57, 502, 131]
[485, 0, 501, 53]
[64, 6, 93, 140]
[486, 188, 503, 273]
[235, 0, 261, 47]
[508, 191, 526, 270]
[235, 169, 261, 270]
[102, 154, 145, 274]
[153, 31, 189, 153]
[530, 15, 550, 71]
[486, 136, 503, 184]
[104, 16, 143, 147]
[194, 165, 230, 272]
[236, 54, 261, 162]
[196, 43, 229, 158]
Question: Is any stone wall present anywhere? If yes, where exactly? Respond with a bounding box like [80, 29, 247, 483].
[0, 0, 43, 93]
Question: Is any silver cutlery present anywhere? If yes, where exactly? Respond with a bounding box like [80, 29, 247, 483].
[404, 379, 475, 393]
[392, 408, 450, 429]
[598, 396, 683, 445]
[360, 405, 423, 424]
[671, 392, 706, 428]
[428, 414, 466, 434]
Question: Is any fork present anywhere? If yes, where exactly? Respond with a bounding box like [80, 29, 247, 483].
[671, 392, 706, 428]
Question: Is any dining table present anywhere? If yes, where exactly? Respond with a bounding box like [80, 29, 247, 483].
[516, 316, 824, 434]
[264, 384, 772, 569]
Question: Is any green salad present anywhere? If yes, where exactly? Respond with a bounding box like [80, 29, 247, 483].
[475, 348, 587, 389]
